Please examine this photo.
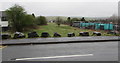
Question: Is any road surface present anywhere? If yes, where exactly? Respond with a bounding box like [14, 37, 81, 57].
[2, 41, 118, 61]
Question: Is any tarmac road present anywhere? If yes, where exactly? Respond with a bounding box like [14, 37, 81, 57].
[2, 41, 118, 61]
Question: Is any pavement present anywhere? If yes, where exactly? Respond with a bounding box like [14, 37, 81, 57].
[1, 36, 120, 45]
[2, 41, 118, 61]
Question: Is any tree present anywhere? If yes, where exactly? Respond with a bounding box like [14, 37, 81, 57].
[108, 14, 118, 24]
[32, 13, 35, 18]
[81, 17, 86, 21]
[6, 4, 26, 31]
[67, 17, 71, 21]
[56, 17, 63, 26]
[67, 17, 72, 26]
[22, 14, 35, 27]
[5, 4, 35, 32]
[71, 18, 79, 21]
[36, 16, 47, 25]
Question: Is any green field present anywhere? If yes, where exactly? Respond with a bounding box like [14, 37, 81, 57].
[32, 23, 113, 37]
[2, 23, 115, 38]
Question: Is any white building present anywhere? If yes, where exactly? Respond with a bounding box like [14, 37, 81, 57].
[0, 11, 9, 31]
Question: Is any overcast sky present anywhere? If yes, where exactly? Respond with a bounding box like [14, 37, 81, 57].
[0, 0, 119, 17]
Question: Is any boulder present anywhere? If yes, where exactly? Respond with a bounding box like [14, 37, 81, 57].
[1, 33, 11, 39]
[79, 32, 84, 36]
[67, 33, 75, 37]
[28, 31, 39, 38]
[79, 32, 89, 36]
[92, 32, 101, 36]
[41, 32, 50, 37]
[13, 32, 26, 39]
[53, 32, 61, 37]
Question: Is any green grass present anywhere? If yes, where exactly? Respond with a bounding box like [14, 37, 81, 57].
[33, 23, 114, 37]
[2, 23, 117, 38]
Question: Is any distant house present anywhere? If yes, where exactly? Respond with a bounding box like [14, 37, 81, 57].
[72, 21, 88, 27]
[72, 21, 81, 27]
[0, 11, 9, 31]
[48, 20, 55, 23]
[114, 24, 120, 31]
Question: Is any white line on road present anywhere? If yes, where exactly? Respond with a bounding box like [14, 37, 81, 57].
[15, 54, 93, 61]
[0, 46, 7, 49]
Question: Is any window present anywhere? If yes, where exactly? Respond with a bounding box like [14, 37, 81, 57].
[1, 16, 8, 21]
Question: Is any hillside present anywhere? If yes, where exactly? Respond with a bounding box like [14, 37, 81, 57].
[45, 16, 109, 21]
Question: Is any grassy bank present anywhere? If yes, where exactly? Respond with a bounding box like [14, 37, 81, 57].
[2, 23, 115, 38]
[33, 23, 112, 37]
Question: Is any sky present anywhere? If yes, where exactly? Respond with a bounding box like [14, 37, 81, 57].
[0, 0, 119, 17]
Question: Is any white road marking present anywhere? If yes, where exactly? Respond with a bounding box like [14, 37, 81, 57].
[16, 54, 93, 60]
[0, 46, 7, 49]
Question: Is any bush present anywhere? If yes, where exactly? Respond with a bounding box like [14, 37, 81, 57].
[36, 16, 47, 25]
[55, 17, 63, 26]
[22, 14, 35, 27]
